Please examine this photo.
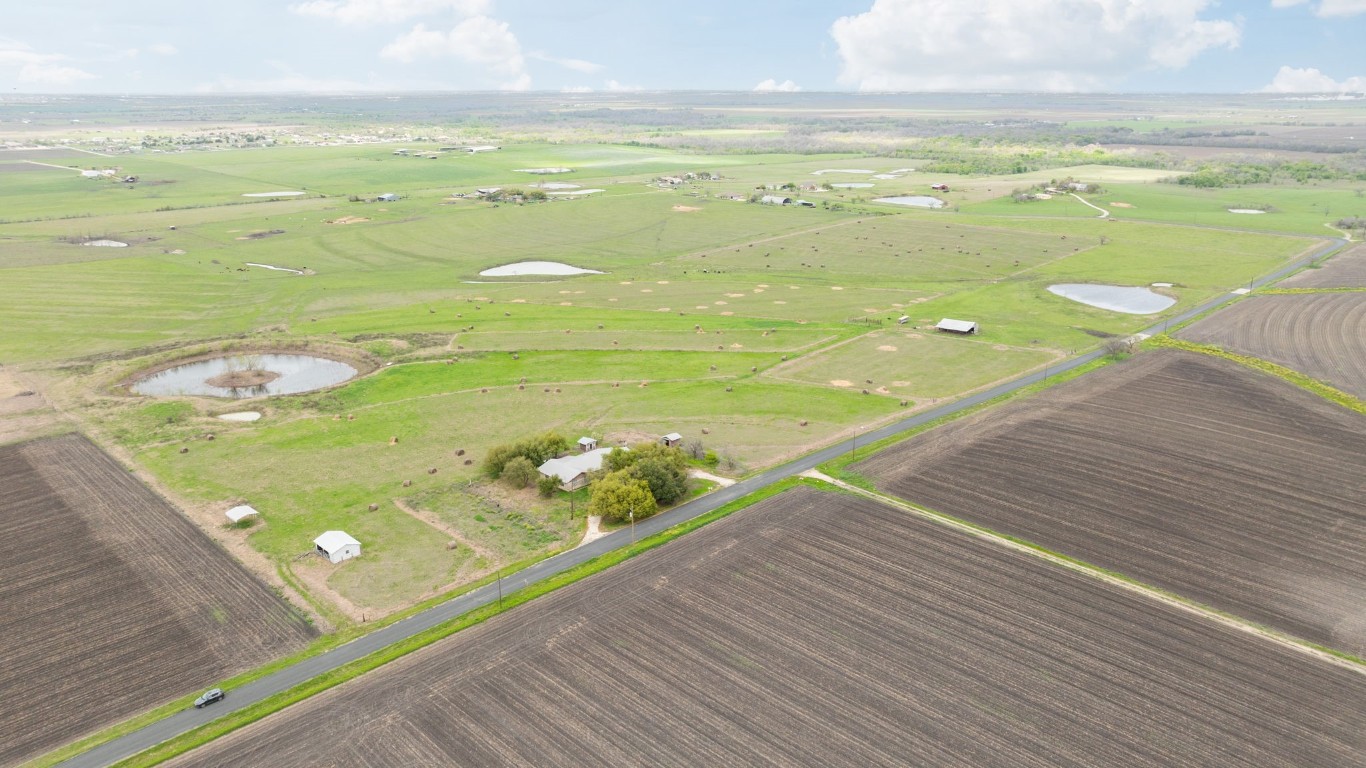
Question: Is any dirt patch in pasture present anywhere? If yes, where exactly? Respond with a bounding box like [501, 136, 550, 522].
[327, 216, 369, 225]
[672, 205, 701, 212]
[164, 486, 1366, 768]
[856, 350, 1366, 656]
[236, 229, 286, 240]
[1109, 202, 1134, 208]
[829, 379, 854, 387]
[876, 345, 897, 352]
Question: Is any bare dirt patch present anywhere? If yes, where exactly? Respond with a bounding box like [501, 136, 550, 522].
[829, 379, 854, 387]
[1109, 202, 1134, 208]
[856, 350, 1366, 656]
[327, 216, 370, 225]
[876, 345, 897, 352]
[166, 487, 1366, 768]
[672, 205, 701, 212]
[0, 434, 314, 765]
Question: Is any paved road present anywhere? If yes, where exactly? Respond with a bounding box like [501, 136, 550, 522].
[62, 236, 1348, 768]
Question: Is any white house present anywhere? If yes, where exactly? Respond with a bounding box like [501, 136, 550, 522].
[225, 505, 259, 524]
[314, 531, 362, 563]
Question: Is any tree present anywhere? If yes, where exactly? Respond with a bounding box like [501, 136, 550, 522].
[629, 457, 688, 506]
[602, 446, 636, 472]
[537, 474, 559, 498]
[502, 456, 538, 489]
[483, 431, 568, 478]
[587, 471, 657, 524]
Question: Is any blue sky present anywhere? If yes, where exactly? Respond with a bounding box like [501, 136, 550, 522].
[1, 1, 1362, 94]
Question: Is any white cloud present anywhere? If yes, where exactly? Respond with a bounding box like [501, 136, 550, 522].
[18, 63, 97, 86]
[291, 0, 489, 25]
[1271, 0, 1366, 15]
[831, 0, 1241, 91]
[1262, 65, 1366, 93]
[754, 78, 802, 92]
[529, 52, 603, 74]
[604, 79, 641, 91]
[0, 40, 59, 66]
[148, 43, 179, 56]
[382, 16, 524, 71]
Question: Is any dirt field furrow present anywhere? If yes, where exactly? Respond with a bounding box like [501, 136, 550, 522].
[0, 434, 315, 766]
[856, 350, 1366, 657]
[1177, 293, 1366, 397]
[168, 487, 1364, 768]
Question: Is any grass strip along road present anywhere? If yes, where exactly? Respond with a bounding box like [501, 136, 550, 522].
[60, 236, 1348, 768]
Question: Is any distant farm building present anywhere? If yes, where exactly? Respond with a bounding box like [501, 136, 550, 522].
[225, 505, 258, 524]
[577, 436, 598, 452]
[930, 183, 950, 192]
[795, 200, 816, 207]
[936, 318, 980, 335]
[314, 530, 361, 563]
[475, 187, 502, 197]
[761, 195, 792, 206]
[661, 432, 683, 447]
[897, 315, 910, 325]
[464, 145, 500, 153]
[377, 193, 400, 202]
[1068, 182, 1091, 192]
[538, 446, 622, 491]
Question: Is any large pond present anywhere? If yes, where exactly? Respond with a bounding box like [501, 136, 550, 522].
[873, 195, 945, 209]
[479, 261, 604, 277]
[1048, 284, 1176, 314]
[132, 354, 357, 398]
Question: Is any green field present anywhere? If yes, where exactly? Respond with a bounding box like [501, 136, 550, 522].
[1, 137, 1324, 618]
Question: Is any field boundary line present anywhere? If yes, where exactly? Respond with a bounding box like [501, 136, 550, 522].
[801, 471, 1366, 676]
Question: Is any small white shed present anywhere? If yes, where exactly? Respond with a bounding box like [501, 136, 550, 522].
[314, 530, 361, 563]
[225, 505, 259, 524]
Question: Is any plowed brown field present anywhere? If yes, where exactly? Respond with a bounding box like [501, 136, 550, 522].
[857, 350, 1366, 656]
[1281, 243, 1366, 288]
[0, 434, 315, 766]
[168, 487, 1364, 768]
[1177, 294, 1366, 397]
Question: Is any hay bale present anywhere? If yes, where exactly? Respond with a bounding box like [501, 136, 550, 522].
[555, 388, 561, 393]
[456, 449, 465, 456]
[403, 479, 412, 487]
[463, 459, 473, 466]
[725, 386, 732, 392]
[368, 503, 379, 512]
[799, 420, 808, 427]
[428, 467, 438, 475]
[518, 384, 525, 390]
[900, 400, 909, 407]
[861, 389, 869, 395]
[179, 447, 189, 454]
[446, 540, 459, 551]
[481, 388, 488, 393]
[701, 428, 710, 434]
[347, 414, 355, 421]
[205, 434, 215, 441]
[709, 365, 717, 371]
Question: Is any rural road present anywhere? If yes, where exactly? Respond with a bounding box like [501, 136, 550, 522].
[61, 235, 1349, 768]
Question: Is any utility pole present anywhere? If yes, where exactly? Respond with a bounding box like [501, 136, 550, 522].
[629, 508, 636, 546]
[496, 568, 503, 611]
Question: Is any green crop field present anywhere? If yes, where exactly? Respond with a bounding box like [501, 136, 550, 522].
[1, 130, 1328, 619]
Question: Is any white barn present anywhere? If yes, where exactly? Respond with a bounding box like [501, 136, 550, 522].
[936, 318, 980, 335]
[225, 505, 259, 524]
[314, 531, 361, 563]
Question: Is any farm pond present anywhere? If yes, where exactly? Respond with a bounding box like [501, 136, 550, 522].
[874, 196, 945, 209]
[132, 354, 357, 398]
[1048, 284, 1176, 314]
[479, 261, 604, 277]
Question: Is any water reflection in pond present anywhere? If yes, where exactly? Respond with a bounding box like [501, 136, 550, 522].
[1048, 284, 1176, 314]
[132, 354, 357, 398]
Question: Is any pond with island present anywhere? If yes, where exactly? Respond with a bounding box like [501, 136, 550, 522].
[132, 354, 358, 398]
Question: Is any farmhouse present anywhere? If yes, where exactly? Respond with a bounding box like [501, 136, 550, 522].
[225, 505, 258, 524]
[314, 530, 361, 563]
[761, 195, 792, 206]
[538, 446, 621, 491]
[936, 318, 980, 334]
[661, 432, 683, 447]
[377, 193, 400, 202]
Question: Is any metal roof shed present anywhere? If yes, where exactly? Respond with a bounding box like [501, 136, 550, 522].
[225, 505, 259, 524]
[314, 531, 361, 563]
[936, 318, 980, 334]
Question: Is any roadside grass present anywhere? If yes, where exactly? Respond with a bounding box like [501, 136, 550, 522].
[105, 477, 808, 768]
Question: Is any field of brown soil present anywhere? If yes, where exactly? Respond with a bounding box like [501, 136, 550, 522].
[1281, 244, 1366, 288]
[169, 487, 1364, 768]
[857, 350, 1366, 656]
[1177, 293, 1366, 397]
[0, 434, 315, 766]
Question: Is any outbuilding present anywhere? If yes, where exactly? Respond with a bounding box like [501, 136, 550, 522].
[935, 318, 980, 335]
[314, 530, 362, 563]
[661, 432, 683, 447]
[760, 195, 792, 206]
[377, 193, 400, 202]
[577, 436, 598, 452]
[225, 505, 259, 524]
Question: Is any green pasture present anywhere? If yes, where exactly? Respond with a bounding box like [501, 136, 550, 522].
[966, 180, 1365, 236]
[770, 330, 1056, 400]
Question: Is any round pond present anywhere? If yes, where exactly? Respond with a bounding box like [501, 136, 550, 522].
[1048, 284, 1176, 314]
[874, 195, 945, 209]
[132, 354, 357, 398]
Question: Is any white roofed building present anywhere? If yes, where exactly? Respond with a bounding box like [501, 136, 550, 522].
[314, 531, 361, 563]
[225, 505, 258, 524]
[935, 318, 980, 335]
[538, 446, 623, 491]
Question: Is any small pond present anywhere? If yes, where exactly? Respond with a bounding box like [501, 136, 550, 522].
[1048, 284, 1176, 314]
[133, 354, 357, 398]
[479, 261, 604, 277]
[830, 182, 874, 188]
[874, 195, 945, 209]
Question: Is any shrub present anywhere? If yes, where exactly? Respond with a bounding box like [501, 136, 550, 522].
[502, 456, 538, 489]
[537, 475, 559, 498]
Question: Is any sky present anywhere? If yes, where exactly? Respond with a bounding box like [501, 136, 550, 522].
[1, 0, 1363, 94]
